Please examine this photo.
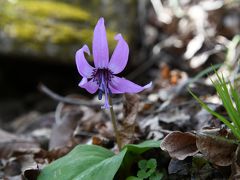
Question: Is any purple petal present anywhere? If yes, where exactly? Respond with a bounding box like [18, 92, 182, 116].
[109, 84, 122, 94]
[79, 77, 88, 86]
[79, 79, 99, 94]
[108, 34, 129, 74]
[75, 45, 94, 78]
[109, 76, 152, 94]
[93, 17, 109, 68]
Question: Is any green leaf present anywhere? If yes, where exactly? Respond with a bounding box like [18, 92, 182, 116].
[213, 74, 240, 129]
[149, 172, 164, 180]
[188, 63, 222, 85]
[73, 149, 127, 180]
[38, 145, 126, 180]
[118, 140, 161, 179]
[189, 68, 240, 140]
[137, 169, 149, 179]
[188, 89, 240, 139]
[147, 168, 155, 176]
[38, 140, 161, 180]
[230, 83, 240, 115]
[137, 159, 158, 179]
[146, 159, 157, 169]
[138, 160, 147, 170]
[124, 140, 161, 154]
[126, 176, 143, 180]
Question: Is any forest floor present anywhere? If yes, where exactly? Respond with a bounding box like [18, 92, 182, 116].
[0, 0, 240, 179]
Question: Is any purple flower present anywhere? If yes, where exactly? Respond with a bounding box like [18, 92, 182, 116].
[75, 17, 152, 109]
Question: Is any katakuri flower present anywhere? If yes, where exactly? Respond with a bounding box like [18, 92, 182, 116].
[75, 17, 152, 109]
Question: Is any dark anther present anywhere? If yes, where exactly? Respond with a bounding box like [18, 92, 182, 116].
[98, 89, 103, 100]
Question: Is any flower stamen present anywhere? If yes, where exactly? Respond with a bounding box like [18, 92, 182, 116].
[92, 68, 113, 109]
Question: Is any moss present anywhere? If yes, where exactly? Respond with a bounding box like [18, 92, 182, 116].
[18, 1, 90, 22]
[48, 24, 78, 44]
[0, 0, 92, 44]
[4, 22, 36, 41]
[0, 0, 126, 63]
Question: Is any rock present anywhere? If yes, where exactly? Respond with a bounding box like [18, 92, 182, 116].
[0, 0, 137, 63]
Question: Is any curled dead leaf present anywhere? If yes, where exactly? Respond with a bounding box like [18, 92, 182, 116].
[160, 131, 198, 160]
[196, 132, 237, 166]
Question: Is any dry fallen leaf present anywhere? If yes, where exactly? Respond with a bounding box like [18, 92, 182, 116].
[196, 131, 237, 166]
[168, 158, 192, 175]
[160, 63, 171, 80]
[19, 154, 40, 180]
[49, 105, 83, 150]
[160, 131, 198, 160]
[0, 129, 40, 159]
[184, 34, 205, 59]
[230, 145, 240, 179]
[33, 146, 73, 164]
[92, 135, 113, 149]
[119, 94, 140, 148]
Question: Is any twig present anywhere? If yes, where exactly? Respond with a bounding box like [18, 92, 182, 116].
[55, 102, 64, 125]
[127, 53, 160, 80]
[38, 83, 101, 108]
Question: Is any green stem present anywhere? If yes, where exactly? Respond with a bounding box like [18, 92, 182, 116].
[109, 96, 122, 150]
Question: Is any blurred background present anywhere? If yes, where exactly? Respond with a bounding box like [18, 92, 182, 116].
[0, 0, 239, 128]
[0, 0, 138, 127]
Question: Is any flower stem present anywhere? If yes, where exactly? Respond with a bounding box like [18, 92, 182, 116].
[108, 97, 122, 150]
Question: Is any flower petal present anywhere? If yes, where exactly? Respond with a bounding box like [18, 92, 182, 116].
[108, 34, 129, 74]
[79, 77, 88, 86]
[92, 17, 109, 68]
[79, 79, 99, 94]
[109, 84, 122, 94]
[109, 76, 152, 94]
[75, 45, 94, 78]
